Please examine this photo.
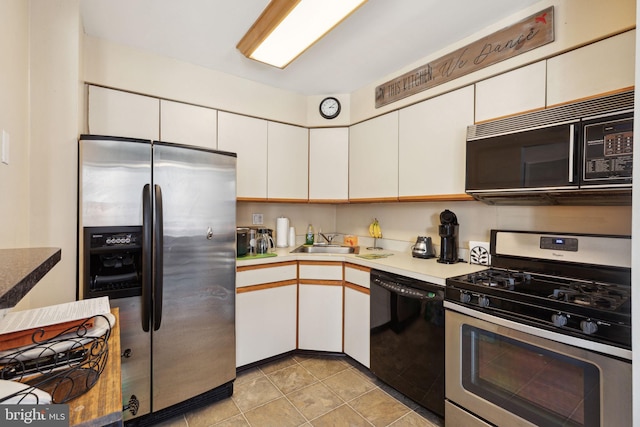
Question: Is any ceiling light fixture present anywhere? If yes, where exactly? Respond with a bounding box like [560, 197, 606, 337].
[237, 0, 367, 69]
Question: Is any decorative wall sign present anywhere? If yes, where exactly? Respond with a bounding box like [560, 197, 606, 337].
[375, 7, 554, 108]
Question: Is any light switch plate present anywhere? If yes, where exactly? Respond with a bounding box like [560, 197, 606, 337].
[252, 213, 263, 225]
[1, 130, 9, 165]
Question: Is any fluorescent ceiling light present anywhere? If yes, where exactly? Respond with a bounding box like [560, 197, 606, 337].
[237, 0, 367, 69]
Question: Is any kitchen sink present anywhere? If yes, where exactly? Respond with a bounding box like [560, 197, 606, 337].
[290, 245, 359, 254]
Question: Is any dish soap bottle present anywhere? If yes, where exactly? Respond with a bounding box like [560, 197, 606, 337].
[305, 224, 315, 245]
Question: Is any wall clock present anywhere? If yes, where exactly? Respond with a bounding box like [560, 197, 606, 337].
[319, 97, 341, 119]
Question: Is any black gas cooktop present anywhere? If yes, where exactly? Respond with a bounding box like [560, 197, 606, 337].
[445, 230, 632, 350]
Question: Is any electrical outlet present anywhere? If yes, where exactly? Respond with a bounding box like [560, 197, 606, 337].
[1, 130, 9, 165]
[252, 213, 263, 225]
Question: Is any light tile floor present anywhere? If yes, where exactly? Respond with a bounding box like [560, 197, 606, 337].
[156, 354, 444, 427]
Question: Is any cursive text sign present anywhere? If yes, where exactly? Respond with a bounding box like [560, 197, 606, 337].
[375, 7, 554, 108]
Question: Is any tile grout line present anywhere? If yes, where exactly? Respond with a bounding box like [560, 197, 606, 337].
[229, 356, 428, 427]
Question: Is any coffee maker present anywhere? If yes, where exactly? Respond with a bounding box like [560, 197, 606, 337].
[437, 209, 459, 264]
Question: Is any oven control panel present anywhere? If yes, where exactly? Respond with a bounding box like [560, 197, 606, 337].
[539, 236, 578, 252]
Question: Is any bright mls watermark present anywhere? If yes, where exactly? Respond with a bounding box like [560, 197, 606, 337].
[2, 405, 68, 426]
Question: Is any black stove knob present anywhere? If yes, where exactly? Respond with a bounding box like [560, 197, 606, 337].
[552, 313, 568, 327]
[459, 291, 471, 304]
[478, 295, 490, 308]
[580, 320, 598, 335]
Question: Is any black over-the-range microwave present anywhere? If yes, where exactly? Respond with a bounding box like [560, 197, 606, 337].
[465, 90, 634, 205]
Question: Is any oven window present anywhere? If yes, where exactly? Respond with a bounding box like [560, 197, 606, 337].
[461, 325, 600, 427]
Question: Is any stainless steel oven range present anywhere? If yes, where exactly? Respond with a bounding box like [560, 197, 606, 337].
[444, 230, 631, 427]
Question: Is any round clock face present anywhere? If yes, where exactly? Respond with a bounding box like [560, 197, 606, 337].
[319, 97, 341, 119]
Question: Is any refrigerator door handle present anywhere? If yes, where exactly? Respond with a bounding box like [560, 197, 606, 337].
[153, 184, 164, 331]
[142, 184, 152, 332]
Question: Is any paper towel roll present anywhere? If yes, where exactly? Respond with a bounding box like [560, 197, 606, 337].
[276, 217, 289, 247]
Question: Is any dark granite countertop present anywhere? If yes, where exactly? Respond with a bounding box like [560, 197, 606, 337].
[0, 248, 62, 309]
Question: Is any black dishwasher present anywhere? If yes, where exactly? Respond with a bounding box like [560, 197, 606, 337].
[370, 269, 445, 417]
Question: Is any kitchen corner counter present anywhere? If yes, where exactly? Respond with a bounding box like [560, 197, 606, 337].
[0, 248, 62, 309]
[237, 247, 487, 285]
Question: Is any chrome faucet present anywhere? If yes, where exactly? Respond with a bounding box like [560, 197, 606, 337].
[319, 232, 339, 245]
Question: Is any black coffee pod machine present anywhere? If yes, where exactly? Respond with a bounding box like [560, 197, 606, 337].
[437, 209, 459, 264]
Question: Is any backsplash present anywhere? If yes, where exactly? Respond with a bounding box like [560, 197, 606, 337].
[237, 201, 632, 253]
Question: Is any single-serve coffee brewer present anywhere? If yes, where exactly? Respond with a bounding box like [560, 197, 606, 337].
[437, 209, 459, 264]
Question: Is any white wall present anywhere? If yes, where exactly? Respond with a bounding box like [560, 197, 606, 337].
[83, 36, 310, 127]
[17, 0, 82, 309]
[0, 1, 29, 248]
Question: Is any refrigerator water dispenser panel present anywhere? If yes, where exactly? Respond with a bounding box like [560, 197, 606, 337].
[83, 226, 143, 300]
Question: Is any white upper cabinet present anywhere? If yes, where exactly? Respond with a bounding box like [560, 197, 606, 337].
[475, 61, 546, 122]
[309, 128, 349, 202]
[267, 122, 308, 200]
[349, 112, 399, 200]
[399, 86, 474, 197]
[218, 111, 268, 199]
[547, 31, 635, 106]
[88, 85, 159, 140]
[160, 100, 217, 149]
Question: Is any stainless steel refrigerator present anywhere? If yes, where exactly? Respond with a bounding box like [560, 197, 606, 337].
[77, 135, 236, 425]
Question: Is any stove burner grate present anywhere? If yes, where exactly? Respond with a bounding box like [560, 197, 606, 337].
[549, 283, 629, 311]
[468, 270, 531, 290]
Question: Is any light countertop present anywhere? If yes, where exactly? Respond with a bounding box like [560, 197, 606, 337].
[237, 246, 487, 286]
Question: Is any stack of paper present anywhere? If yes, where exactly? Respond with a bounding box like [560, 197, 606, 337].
[0, 297, 111, 351]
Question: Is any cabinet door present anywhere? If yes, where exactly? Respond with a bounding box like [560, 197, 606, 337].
[399, 86, 474, 197]
[298, 284, 343, 352]
[475, 61, 546, 122]
[218, 111, 268, 199]
[309, 128, 349, 202]
[349, 112, 399, 200]
[344, 286, 370, 368]
[267, 122, 308, 200]
[344, 264, 370, 367]
[88, 85, 159, 140]
[547, 31, 635, 106]
[236, 285, 297, 367]
[160, 100, 217, 149]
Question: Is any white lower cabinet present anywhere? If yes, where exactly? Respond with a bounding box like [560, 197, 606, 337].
[236, 285, 297, 367]
[237, 260, 372, 365]
[344, 264, 370, 367]
[298, 261, 344, 352]
[236, 262, 297, 367]
[298, 284, 343, 352]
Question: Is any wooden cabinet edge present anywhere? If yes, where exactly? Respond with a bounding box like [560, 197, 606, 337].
[299, 279, 343, 286]
[237, 261, 297, 272]
[266, 198, 310, 203]
[308, 199, 350, 204]
[475, 86, 635, 125]
[344, 282, 370, 295]
[398, 194, 475, 202]
[344, 263, 370, 272]
[545, 86, 634, 110]
[298, 260, 343, 267]
[237, 279, 298, 293]
[348, 197, 399, 203]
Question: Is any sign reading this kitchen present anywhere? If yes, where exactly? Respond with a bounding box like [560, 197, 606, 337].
[375, 7, 554, 108]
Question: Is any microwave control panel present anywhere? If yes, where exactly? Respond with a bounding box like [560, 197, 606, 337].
[583, 116, 633, 183]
